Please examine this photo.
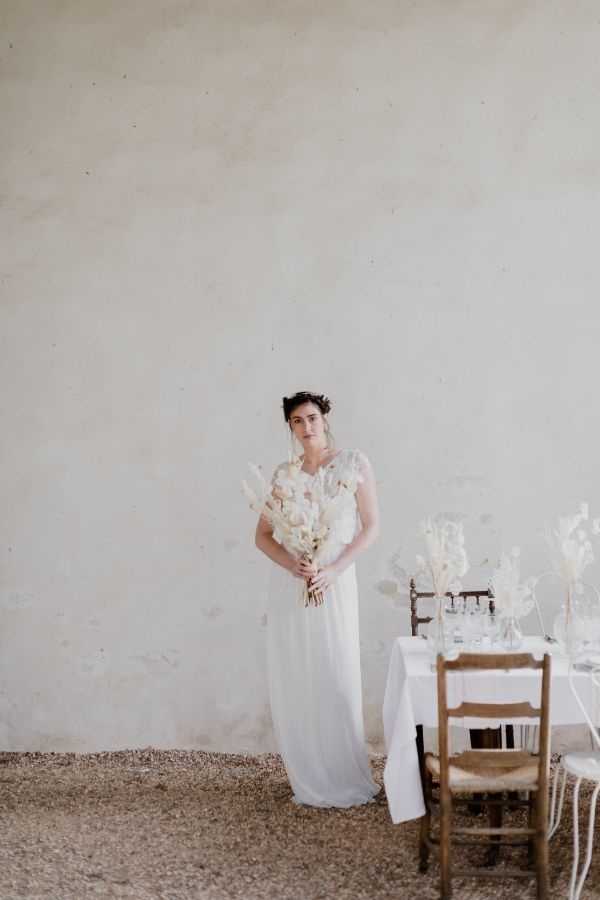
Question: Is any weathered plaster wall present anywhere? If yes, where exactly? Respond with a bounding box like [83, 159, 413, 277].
[2, 1, 599, 751]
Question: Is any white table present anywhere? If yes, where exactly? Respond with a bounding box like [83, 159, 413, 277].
[382, 636, 600, 824]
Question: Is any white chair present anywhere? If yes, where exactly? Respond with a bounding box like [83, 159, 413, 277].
[549, 659, 600, 900]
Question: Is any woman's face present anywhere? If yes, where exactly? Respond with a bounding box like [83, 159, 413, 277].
[289, 402, 327, 451]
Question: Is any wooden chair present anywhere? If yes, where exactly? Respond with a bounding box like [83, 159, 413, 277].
[419, 651, 551, 900]
[409, 579, 514, 756]
[409, 578, 495, 637]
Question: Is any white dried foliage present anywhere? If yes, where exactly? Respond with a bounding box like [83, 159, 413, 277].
[491, 547, 536, 619]
[545, 501, 597, 590]
[417, 515, 470, 597]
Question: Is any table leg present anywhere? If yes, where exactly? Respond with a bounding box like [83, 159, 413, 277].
[416, 723, 425, 785]
[416, 723, 430, 874]
[505, 724, 515, 748]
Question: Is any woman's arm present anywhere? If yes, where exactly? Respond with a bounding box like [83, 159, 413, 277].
[255, 516, 318, 580]
[309, 452, 380, 593]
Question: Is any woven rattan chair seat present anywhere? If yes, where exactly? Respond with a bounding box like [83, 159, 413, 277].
[425, 749, 539, 791]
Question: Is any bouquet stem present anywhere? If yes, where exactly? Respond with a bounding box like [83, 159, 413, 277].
[302, 553, 324, 607]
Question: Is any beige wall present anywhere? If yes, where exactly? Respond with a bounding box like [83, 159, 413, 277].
[2, 0, 599, 751]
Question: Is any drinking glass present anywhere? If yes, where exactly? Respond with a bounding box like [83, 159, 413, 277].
[464, 598, 483, 649]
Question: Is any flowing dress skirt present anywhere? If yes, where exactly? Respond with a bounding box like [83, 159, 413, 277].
[266, 557, 379, 807]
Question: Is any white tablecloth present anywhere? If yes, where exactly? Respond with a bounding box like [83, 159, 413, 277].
[382, 637, 599, 825]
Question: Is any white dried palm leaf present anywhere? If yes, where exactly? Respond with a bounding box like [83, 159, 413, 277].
[418, 515, 469, 597]
[545, 502, 597, 589]
[491, 547, 535, 619]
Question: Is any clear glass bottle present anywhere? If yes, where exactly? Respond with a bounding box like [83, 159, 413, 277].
[500, 614, 523, 650]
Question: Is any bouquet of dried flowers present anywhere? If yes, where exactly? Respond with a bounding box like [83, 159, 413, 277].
[242, 460, 360, 607]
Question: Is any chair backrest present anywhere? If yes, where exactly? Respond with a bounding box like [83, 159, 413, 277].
[409, 578, 495, 636]
[436, 652, 552, 793]
[568, 659, 600, 751]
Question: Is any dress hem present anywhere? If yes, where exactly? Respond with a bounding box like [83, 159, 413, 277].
[291, 788, 380, 809]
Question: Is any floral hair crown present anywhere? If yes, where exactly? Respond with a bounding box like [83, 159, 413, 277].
[282, 392, 332, 422]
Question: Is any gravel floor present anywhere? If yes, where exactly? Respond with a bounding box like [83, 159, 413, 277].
[0, 750, 597, 900]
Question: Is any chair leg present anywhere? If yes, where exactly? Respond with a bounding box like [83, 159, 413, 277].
[484, 793, 503, 867]
[571, 780, 600, 900]
[418, 810, 430, 873]
[467, 728, 484, 815]
[440, 793, 452, 900]
[485, 725, 503, 867]
[535, 792, 550, 900]
[527, 793, 536, 868]
[419, 773, 431, 873]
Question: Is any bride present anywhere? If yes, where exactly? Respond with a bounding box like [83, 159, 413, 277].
[254, 391, 380, 807]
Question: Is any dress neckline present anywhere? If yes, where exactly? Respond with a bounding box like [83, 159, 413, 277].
[299, 449, 343, 477]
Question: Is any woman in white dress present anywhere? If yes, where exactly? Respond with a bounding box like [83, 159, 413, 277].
[255, 391, 380, 808]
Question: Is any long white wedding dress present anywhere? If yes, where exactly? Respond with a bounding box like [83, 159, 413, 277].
[266, 448, 379, 808]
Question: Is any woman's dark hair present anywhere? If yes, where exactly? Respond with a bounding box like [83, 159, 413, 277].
[282, 392, 331, 422]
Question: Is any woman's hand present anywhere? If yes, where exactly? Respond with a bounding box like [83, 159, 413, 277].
[309, 564, 339, 593]
[289, 556, 319, 580]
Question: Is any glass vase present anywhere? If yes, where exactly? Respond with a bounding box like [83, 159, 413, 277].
[553, 592, 582, 657]
[427, 594, 449, 662]
[500, 614, 523, 650]
[553, 584, 586, 659]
